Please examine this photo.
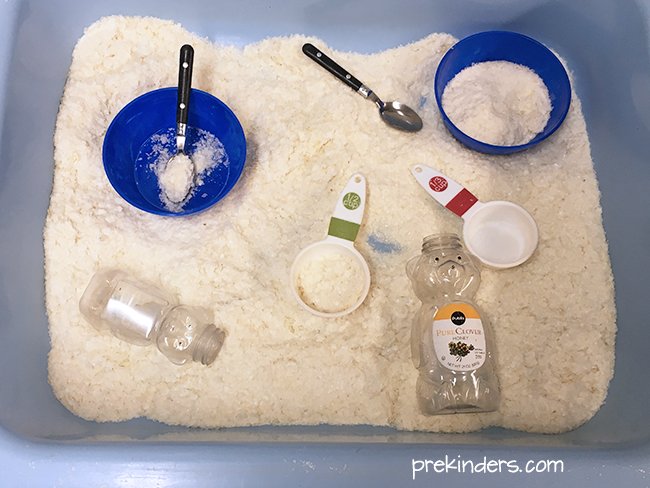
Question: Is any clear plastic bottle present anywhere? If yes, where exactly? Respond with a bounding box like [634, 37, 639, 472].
[406, 234, 499, 415]
[79, 269, 225, 365]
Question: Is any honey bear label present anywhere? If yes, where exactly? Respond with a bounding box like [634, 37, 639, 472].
[432, 303, 486, 371]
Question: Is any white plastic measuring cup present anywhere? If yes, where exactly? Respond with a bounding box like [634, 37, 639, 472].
[290, 174, 371, 317]
[411, 164, 538, 268]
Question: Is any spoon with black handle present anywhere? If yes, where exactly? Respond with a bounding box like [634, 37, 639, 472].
[302, 43, 423, 132]
[161, 44, 195, 203]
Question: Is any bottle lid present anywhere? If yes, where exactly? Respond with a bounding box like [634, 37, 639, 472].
[192, 324, 225, 365]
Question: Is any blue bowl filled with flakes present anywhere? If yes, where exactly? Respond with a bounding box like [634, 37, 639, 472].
[434, 31, 572, 155]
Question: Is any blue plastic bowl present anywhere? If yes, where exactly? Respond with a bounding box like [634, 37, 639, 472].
[434, 31, 571, 155]
[103, 87, 246, 216]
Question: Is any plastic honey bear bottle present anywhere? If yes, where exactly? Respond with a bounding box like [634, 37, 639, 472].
[79, 269, 225, 366]
[406, 234, 499, 415]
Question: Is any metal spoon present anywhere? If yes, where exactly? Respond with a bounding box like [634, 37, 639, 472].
[302, 43, 423, 132]
[163, 44, 195, 203]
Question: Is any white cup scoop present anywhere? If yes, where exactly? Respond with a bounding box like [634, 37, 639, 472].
[411, 164, 538, 269]
[290, 174, 371, 317]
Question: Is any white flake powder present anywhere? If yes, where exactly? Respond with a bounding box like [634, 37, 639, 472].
[149, 128, 229, 212]
[297, 253, 364, 314]
[158, 153, 193, 203]
[441, 61, 552, 146]
[45, 17, 616, 435]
